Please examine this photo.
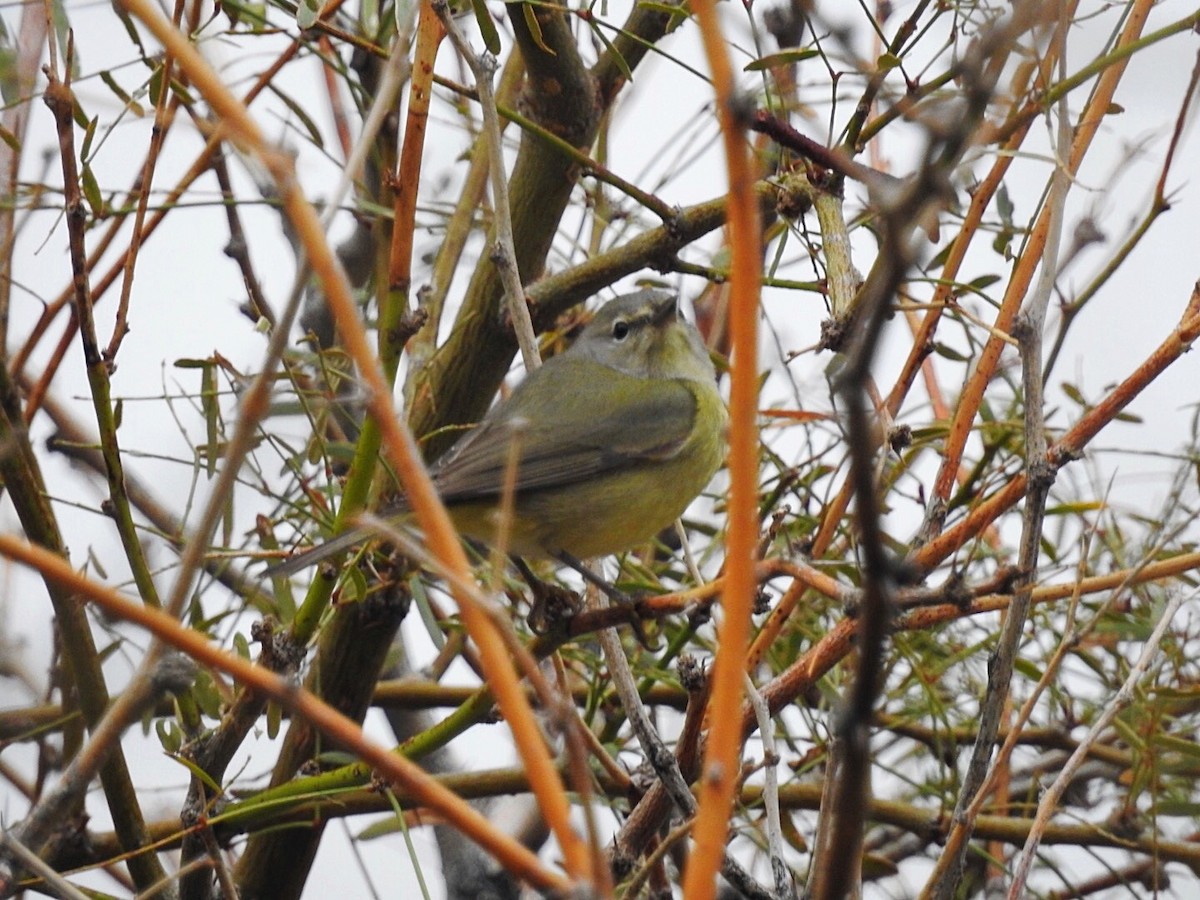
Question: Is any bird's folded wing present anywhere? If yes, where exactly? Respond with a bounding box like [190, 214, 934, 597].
[432, 373, 697, 503]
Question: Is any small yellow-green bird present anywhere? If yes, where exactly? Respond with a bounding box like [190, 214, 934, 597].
[271, 288, 726, 575]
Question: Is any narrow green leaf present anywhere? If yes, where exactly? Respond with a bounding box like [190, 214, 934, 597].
[996, 182, 1014, 223]
[81, 164, 105, 217]
[469, 0, 501, 55]
[992, 227, 1014, 260]
[744, 48, 818, 72]
[1152, 686, 1200, 700]
[80, 115, 97, 160]
[927, 241, 953, 270]
[1151, 733, 1200, 760]
[0, 122, 20, 153]
[522, 3, 554, 56]
[166, 751, 224, 793]
[589, 19, 631, 81]
[1040, 534, 1058, 563]
[1013, 657, 1043, 683]
[358, 817, 405, 840]
[1153, 800, 1200, 817]
[343, 564, 368, 603]
[861, 853, 900, 879]
[966, 274, 1001, 291]
[202, 363, 218, 478]
[243, 1, 269, 32]
[1110, 714, 1146, 752]
[156, 718, 183, 753]
[932, 342, 969, 362]
[71, 97, 90, 130]
[166, 77, 197, 107]
[314, 751, 359, 767]
[1045, 500, 1105, 515]
[635, 0, 689, 30]
[266, 83, 324, 149]
[99, 70, 144, 117]
[266, 700, 282, 739]
[0, 44, 18, 106]
[192, 672, 223, 718]
[1061, 382, 1087, 407]
[112, 3, 146, 55]
[634, 1, 686, 13]
[148, 64, 164, 106]
[223, 481, 234, 545]
[411, 575, 447, 651]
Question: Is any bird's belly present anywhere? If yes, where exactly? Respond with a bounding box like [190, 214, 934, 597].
[448, 453, 717, 559]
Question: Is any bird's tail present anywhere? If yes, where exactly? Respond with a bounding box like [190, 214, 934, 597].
[263, 526, 370, 578]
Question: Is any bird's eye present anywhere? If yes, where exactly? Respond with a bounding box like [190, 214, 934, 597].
[612, 320, 630, 341]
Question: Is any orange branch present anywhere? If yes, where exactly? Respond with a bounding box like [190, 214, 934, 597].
[915, 282, 1200, 570]
[388, 2, 444, 294]
[682, 3, 762, 899]
[759, 544, 1200, 724]
[13, 38, 305, 417]
[929, 0, 1153, 511]
[110, 0, 591, 884]
[0, 533, 571, 894]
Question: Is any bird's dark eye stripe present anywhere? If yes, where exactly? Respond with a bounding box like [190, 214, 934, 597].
[611, 310, 655, 341]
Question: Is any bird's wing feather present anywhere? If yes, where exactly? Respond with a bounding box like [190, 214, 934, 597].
[431, 363, 697, 502]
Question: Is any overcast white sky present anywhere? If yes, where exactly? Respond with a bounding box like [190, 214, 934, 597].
[3, 0, 1200, 895]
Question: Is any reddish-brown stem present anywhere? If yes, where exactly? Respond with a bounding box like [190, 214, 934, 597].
[387, 4, 443, 295]
[927, 0, 1153, 523]
[681, 2, 762, 898]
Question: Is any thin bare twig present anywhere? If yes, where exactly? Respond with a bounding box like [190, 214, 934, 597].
[0, 830, 91, 900]
[743, 673, 793, 898]
[43, 37, 166, 617]
[0, 0, 48, 348]
[106, 0, 185, 363]
[4, 656, 194, 876]
[1007, 588, 1190, 896]
[925, 12, 1074, 887]
[0, 532, 574, 895]
[583, 570, 778, 900]
[433, 0, 540, 372]
[812, 10, 1017, 892]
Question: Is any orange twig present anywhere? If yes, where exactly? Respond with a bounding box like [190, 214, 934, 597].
[112, 0, 590, 885]
[759, 544, 1200, 726]
[928, 0, 1153, 517]
[318, 34, 355, 161]
[0, 533, 572, 895]
[387, 1, 443, 295]
[915, 282, 1200, 571]
[13, 38, 305, 416]
[682, 3, 762, 900]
